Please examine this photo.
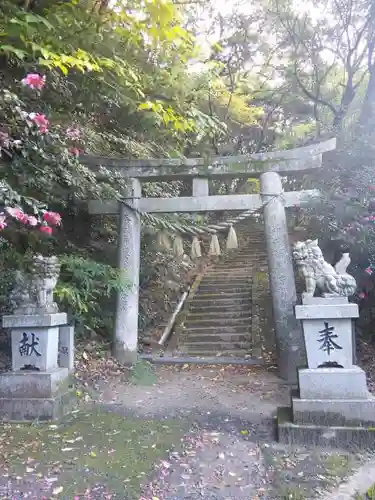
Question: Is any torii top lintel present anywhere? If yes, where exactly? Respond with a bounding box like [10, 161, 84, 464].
[82, 138, 336, 181]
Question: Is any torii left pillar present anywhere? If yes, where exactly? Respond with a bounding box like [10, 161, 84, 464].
[114, 179, 141, 363]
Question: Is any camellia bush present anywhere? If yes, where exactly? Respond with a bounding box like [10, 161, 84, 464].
[0, 74, 63, 238]
[0, 73, 126, 337]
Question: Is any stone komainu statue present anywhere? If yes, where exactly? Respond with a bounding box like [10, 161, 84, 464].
[292, 239, 357, 298]
[10, 254, 60, 314]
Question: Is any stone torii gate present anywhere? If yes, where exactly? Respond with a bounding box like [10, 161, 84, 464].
[86, 138, 336, 382]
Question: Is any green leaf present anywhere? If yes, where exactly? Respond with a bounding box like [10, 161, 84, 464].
[24, 13, 54, 30]
[138, 102, 153, 110]
[0, 45, 26, 59]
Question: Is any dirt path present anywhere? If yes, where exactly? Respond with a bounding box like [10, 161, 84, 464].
[93, 363, 373, 500]
[0, 361, 373, 499]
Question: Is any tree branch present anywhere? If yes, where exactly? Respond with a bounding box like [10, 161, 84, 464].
[293, 62, 338, 116]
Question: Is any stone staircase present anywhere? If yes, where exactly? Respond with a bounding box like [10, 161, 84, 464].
[174, 228, 271, 359]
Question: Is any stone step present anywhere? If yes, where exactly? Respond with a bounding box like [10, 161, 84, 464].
[222, 251, 266, 256]
[211, 255, 259, 260]
[189, 303, 250, 314]
[201, 276, 251, 285]
[224, 250, 264, 256]
[222, 254, 266, 260]
[200, 277, 251, 284]
[193, 291, 250, 299]
[185, 316, 251, 328]
[198, 282, 250, 289]
[187, 309, 251, 319]
[218, 257, 265, 262]
[202, 273, 251, 279]
[209, 262, 258, 268]
[204, 272, 253, 278]
[179, 348, 252, 357]
[183, 332, 250, 343]
[211, 266, 259, 272]
[222, 253, 266, 260]
[219, 260, 266, 266]
[219, 261, 258, 266]
[198, 285, 250, 293]
[223, 257, 265, 262]
[235, 244, 265, 249]
[190, 298, 251, 307]
[182, 325, 251, 335]
[190, 301, 251, 310]
[182, 341, 252, 351]
[218, 256, 262, 261]
[209, 267, 264, 273]
[216, 257, 266, 262]
[191, 298, 250, 307]
[202, 276, 252, 282]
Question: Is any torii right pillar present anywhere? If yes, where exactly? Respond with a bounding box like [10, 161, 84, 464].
[260, 171, 306, 383]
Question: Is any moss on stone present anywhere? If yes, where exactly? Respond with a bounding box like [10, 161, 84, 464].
[277, 406, 293, 423]
[0, 407, 187, 498]
[254, 270, 269, 285]
[277, 485, 308, 500]
[323, 454, 353, 479]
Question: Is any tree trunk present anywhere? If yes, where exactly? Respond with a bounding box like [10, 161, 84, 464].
[357, 66, 375, 136]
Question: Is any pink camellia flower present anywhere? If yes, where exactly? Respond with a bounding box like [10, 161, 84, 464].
[21, 73, 46, 90]
[5, 207, 22, 218]
[358, 291, 367, 299]
[0, 214, 7, 230]
[28, 113, 49, 133]
[66, 127, 81, 140]
[43, 211, 61, 226]
[18, 213, 29, 224]
[365, 266, 373, 275]
[40, 225, 52, 235]
[69, 147, 82, 157]
[27, 215, 38, 227]
[5, 207, 28, 224]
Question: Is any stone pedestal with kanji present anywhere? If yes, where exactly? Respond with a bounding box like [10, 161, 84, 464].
[278, 297, 375, 449]
[0, 312, 75, 421]
[0, 255, 75, 421]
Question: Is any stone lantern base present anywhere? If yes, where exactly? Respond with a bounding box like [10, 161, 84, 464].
[0, 368, 74, 421]
[277, 366, 375, 449]
[277, 297, 375, 449]
[0, 313, 75, 421]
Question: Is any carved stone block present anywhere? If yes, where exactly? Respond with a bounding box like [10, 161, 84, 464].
[58, 325, 74, 372]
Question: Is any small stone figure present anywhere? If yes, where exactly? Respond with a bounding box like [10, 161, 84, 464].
[293, 239, 357, 297]
[10, 254, 60, 314]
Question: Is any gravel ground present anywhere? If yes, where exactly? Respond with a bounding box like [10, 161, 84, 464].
[93, 364, 372, 500]
[0, 357, 373, 499]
